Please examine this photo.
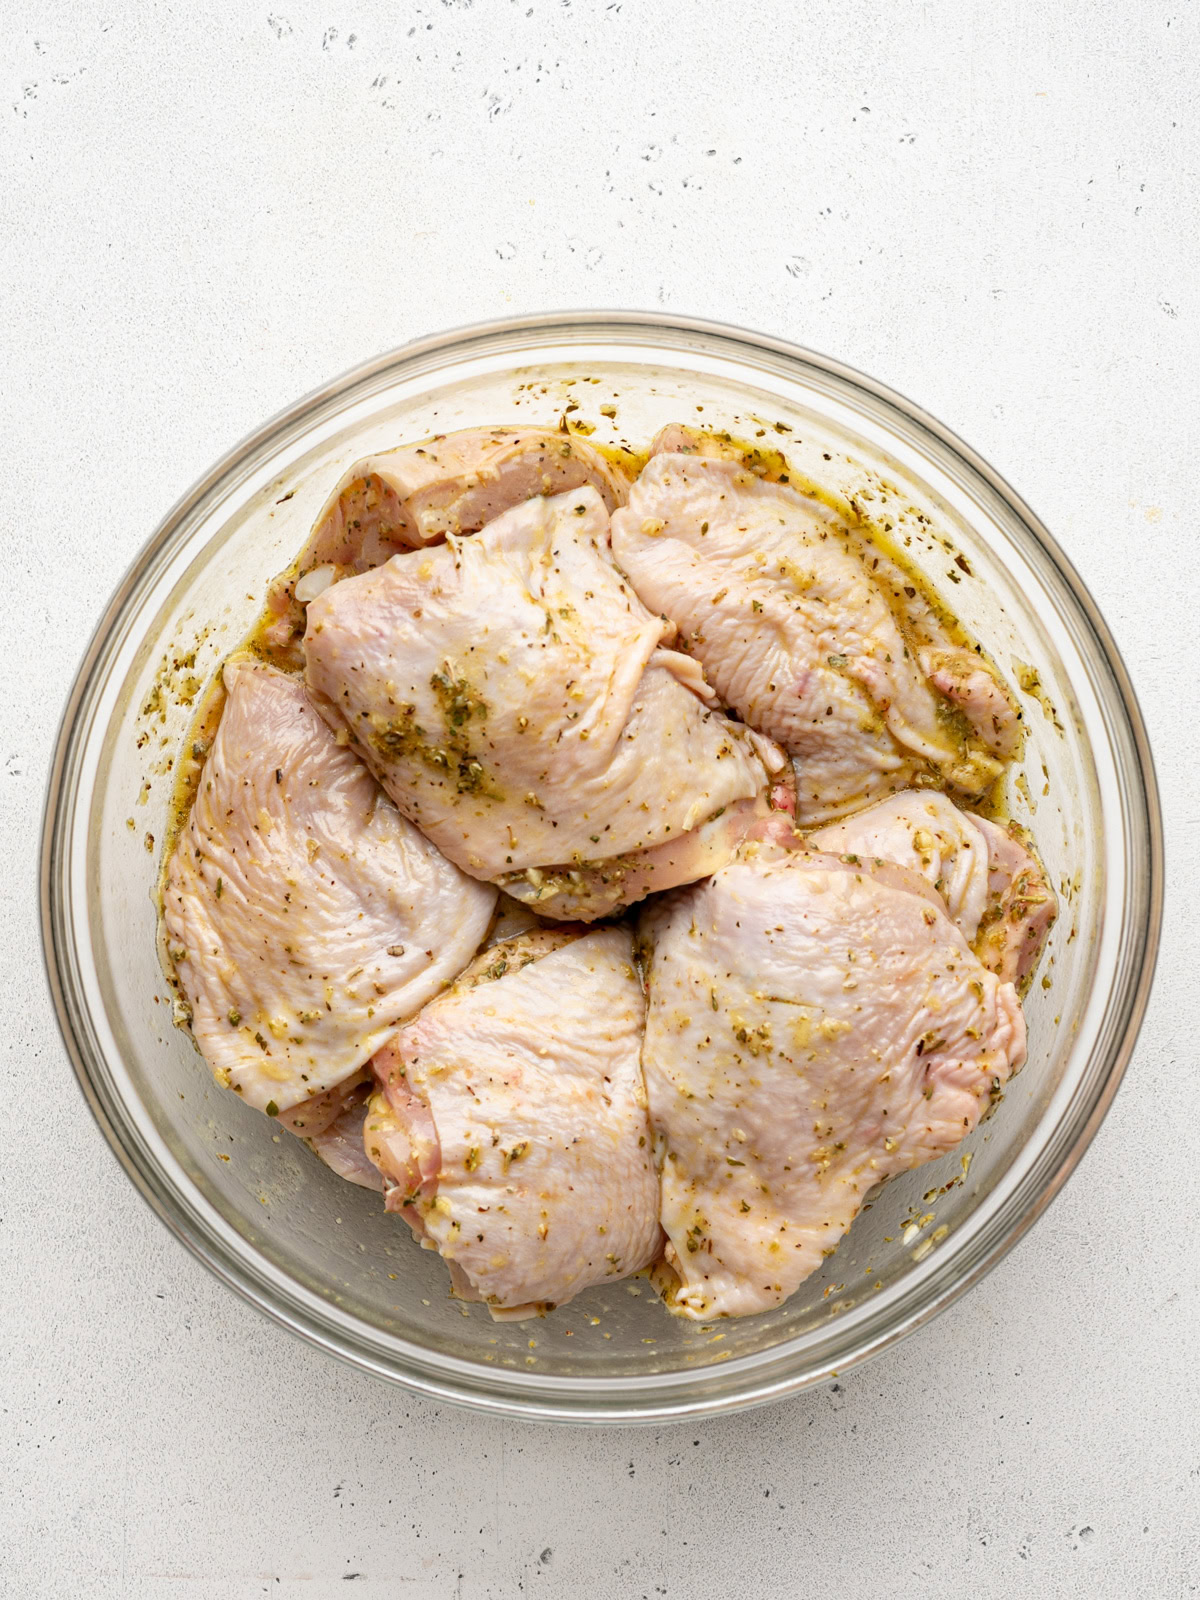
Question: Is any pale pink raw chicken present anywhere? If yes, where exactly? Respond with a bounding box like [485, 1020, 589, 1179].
[275, 1072, 381, 1190]
[264, 428, 631, 662]
[809, 788, 1056, 987]
[971, 814, 1059, 987]
[611, 429, 1017, 822]
[304, 485, 790, 920]
[644, 425, 1023, 765]
[640, 840, 1026, 1319]
[161, 660, 496, 1118]
[363, 925, 662, 1318]
[810, 788, 990, 932]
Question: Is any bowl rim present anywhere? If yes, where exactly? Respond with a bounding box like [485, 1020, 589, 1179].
[40, 309, 1164, 1423]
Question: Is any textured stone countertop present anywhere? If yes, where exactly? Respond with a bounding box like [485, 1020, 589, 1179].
[2, 2, 1195, 1595]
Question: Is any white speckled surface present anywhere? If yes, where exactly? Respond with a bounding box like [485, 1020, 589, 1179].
[2, 2, 1195, 1594]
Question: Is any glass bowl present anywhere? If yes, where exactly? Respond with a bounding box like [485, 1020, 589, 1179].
[41, 313, 1162, 1422]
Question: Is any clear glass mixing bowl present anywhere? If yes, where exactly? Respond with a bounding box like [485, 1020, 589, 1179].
[40, 314, 1162, 1422]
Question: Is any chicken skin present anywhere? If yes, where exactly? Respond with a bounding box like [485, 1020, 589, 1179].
[809, 789, 1056, 987]
[364, 925, 661, 1318]
[162, 660, 496, 1116]
[276, 1072, 381, 1190]
[611, 437, 1015, 822]
[264, 428, 630, 661]
[304, 485, 789, 920]
[640, 840, 1026, 1319]
[970, 814, 1059, 987]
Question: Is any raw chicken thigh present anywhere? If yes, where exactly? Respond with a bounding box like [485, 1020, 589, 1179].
[305, 485, 789, 920]
[265, 428, 630, 661]
[809, 789, 1056, 987]
[276, 1073, 381, 1190]
[363, 924, 662, 1317]
[971, 813, 1059, 987]
[642, 426, 1024, 765]
[611, 433, 1014, 822]
[640, 839, 1026, 1319]
[810, 789, 989, 933]
[162, 659, 496, 1116]
[307, 1101, 381, 1188]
